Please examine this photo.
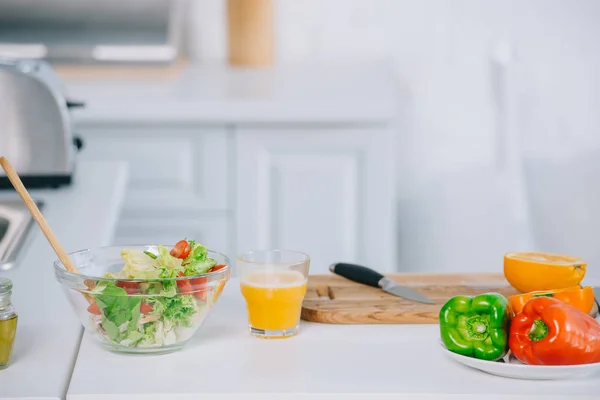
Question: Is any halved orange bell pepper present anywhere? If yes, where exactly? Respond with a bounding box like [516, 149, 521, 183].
[508, 286, 595, 315]
[509, 296, 600, 365]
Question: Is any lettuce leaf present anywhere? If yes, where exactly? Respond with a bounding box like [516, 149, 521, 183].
[158, 266, 179, 279]
[138, 322, 158, 346]
[186, 242, 207, 263]
[147, 296, 166, 316]
[161, 294, 198, 327]
[184, 258, 216, 276]
[93, 283, 142, 342]
[136, 320, 177, 346]
[159, 280, 177, 298]
[121, 330, 144, 346]
[182, 241, 217, 275]
[120, 249, 159, 278]
[102, 317, 119, 340]
[157, 245, 183, 270]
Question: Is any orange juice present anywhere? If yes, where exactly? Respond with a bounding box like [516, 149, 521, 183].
[240, 270, 307, 332]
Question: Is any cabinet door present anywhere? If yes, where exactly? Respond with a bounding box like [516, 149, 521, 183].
[78, 126, 230, 215]
[235, 127, 396, 273]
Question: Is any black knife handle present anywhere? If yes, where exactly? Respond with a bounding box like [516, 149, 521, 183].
[329, 262, 384, 288]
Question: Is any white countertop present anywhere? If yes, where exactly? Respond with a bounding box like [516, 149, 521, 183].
[68, 278, 600, 400]
[0, 162, 128, 400]
[62, 62, 401, 125]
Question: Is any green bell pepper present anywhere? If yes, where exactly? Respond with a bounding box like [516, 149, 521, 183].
[439, 292, 512, 361]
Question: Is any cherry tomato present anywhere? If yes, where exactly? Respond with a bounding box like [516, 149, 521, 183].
[140, 303, 154, 315]
[190, 276, 207, 286]
[187, 276, 207, 299]
[176, 272, 194, 294]
[170, 240, 191, 259]
[194, 291, 208, 301]
[209, 264, 227, 273]
[188, 276, 212, 300]
[116, 281, 140, 295]
[87, 302, 101, 315]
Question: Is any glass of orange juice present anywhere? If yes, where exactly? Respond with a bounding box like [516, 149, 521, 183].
[237, 249, 310, 339]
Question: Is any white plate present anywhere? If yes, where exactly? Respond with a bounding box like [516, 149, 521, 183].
[440, 343, 600, 380]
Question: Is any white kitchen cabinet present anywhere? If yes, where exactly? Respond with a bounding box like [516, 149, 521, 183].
[68, 63, 400, 273]
[235, 127, 396, 273]
[79, 125, 230, 215]
[78, 125, 235, 258]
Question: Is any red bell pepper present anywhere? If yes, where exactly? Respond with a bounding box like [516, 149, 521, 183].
[509, 296, 600, 365]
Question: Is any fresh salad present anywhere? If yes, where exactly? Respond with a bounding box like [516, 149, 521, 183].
[84, 239, 227, 348]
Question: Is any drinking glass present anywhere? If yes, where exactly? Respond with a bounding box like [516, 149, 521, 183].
[237, 249, 310, 338]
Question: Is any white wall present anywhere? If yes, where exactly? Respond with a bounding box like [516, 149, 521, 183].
[185, 0, 600, 280]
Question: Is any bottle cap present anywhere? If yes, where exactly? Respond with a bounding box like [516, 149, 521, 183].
[0, 277, 12, 295]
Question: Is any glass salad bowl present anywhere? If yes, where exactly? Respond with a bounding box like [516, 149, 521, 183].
[54, 243, 231, 354]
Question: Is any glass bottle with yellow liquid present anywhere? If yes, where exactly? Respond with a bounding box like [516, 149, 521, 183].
[238, 250, 310, 338]
[0, 277, 17, 370]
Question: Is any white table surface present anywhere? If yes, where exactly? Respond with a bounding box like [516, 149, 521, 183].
[67, 277, 600, 400]
[62, 62, 401, 125]
[0, 161, 128, 400]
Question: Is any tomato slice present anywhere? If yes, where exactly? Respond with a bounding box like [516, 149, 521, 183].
[170, 240, 191, 259]
[87, 301, 102, 315]
[188, 276, 208, 299]
[176, 272, 194, 294]
[140, 303, 154, 315]
[194, 291, 208, 301]
[116, 281, 140, 295]
[190, 277, 207, 296]
[209, 264, 227, 273]
[190, 276, 207, 286]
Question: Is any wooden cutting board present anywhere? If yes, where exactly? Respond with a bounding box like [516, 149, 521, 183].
[300, 273, 519, 324]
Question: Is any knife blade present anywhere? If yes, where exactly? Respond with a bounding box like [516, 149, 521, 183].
[329, 262, 436, 304]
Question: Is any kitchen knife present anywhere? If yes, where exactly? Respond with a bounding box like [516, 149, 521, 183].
[329, 262, 436, 304]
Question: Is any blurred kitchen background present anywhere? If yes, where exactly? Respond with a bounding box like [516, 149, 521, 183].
[1, 0, 599, 280]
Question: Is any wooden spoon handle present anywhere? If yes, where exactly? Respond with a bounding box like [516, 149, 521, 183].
[0, 156, 79, 274]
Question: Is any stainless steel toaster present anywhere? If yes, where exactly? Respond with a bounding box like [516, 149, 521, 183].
[0, 57, 83, 189]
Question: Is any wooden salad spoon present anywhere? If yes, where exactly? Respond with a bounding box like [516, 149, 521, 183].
[0, 156, 80, 274]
